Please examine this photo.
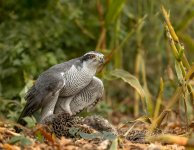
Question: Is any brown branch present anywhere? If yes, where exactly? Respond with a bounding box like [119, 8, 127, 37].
[96, 0, 106, 50]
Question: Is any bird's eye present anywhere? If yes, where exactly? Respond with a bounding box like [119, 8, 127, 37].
[89, 55, 95, 59]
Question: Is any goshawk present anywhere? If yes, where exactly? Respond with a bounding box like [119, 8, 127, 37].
[17, 51, 104, 125]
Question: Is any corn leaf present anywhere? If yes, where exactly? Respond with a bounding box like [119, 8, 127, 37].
[175, 60, 184, 83]
[105, 0, 126, 25]
[110, 69, 145, 98]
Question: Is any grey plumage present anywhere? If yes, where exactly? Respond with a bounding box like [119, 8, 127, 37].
[54, 76, 104, 116]
[17, 51, 104, 126]
[71, 76, 104, 114]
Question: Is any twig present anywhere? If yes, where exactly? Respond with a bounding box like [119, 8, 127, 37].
[0, 127, 21, 136]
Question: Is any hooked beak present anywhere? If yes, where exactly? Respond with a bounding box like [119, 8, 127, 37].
[98, 57, 104, 64]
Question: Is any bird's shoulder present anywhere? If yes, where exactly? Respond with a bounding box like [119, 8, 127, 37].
[35, 57, 82, 87]
[48, 57, 82, 73]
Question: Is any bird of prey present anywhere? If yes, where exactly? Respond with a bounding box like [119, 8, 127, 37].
[17, 51, 104, 125]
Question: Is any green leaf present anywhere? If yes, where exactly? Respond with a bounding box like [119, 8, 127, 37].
[35, 131, 44, 142]
[69, 127, 79, 136]
[23, 116, 36, 128]
[102, 131, 117, 141]
[20, 137, 32, 146]
[9, 135, 32, 146]
[9, 136, 22, 144]
[79, 132, 100, 140]
[79, 131, 117, 141]
[110, 69, 145, 98]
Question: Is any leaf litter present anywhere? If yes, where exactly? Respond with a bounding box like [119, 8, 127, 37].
[0, 111, 190, 150]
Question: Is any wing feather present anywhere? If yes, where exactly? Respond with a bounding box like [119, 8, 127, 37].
[17, 72, 65, 126]
[17, 57, 82, 127]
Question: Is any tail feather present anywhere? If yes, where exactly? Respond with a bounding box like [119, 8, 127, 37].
[17, 101, 39, 125]
[17, 86, 42, 126]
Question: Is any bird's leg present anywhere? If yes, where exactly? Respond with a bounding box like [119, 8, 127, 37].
[39, 91, 60, 123]
[40, 114, 56, 124]
[54, 96, 74, 115]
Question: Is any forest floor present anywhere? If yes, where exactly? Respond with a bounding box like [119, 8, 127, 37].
[0, 112, 189, 150]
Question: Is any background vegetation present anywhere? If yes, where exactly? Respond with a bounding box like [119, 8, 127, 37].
[0, 0, 194, 129]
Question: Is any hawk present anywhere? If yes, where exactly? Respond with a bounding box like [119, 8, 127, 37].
[17, 51, 104, 126]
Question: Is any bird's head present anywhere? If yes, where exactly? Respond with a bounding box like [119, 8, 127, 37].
[81, 51, 104, 68]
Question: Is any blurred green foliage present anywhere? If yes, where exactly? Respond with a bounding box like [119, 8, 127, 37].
[0, 0, 100, 98]
[0, 0, 194, 121]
